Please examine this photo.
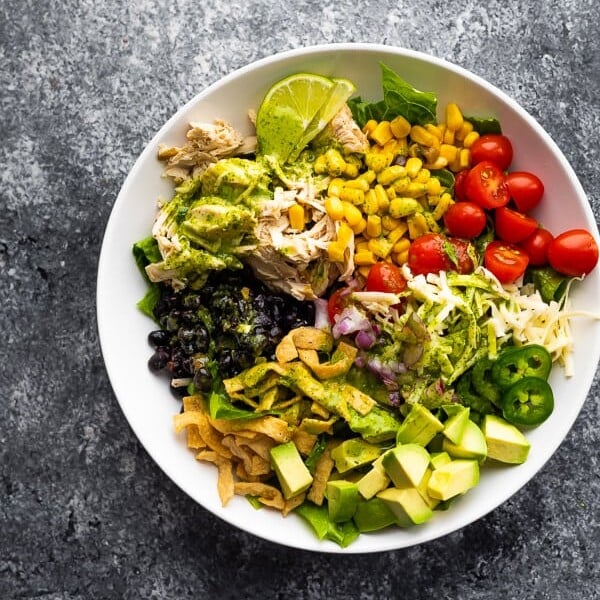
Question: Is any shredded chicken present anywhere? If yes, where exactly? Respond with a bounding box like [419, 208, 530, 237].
[157, 119, 257, 182]
[322, 104, 369, 154]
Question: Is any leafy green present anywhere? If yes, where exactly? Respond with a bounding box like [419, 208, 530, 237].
[431, 169, 455, 194]
[294, 502, 360, 547]
[464, 116, 502, 135]
[133, 236, 163, 319]
[525, 267, 571, 303]
[348, 63, 437, 128]
[305, 435, 328, 474]
[208, 389, 264, 421]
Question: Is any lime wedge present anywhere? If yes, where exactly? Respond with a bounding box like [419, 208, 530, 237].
[256, 73, 355, 163]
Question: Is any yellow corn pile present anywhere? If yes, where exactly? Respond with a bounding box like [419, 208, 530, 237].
[308, 102, 480, 277]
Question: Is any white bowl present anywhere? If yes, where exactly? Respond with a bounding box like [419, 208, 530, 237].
[97, 43, 600, 553]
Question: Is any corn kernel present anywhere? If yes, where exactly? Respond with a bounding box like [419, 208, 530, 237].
[392, 238, 411, 254]
[325, 148, 346, 176]
[368, 238, 393, 259]
[414, 168, 430, 184]
[407, 213, 429, 239]
[425, 123, 444, 142]
[391, 177, 411, 194]
[389, 197, 422, 219]
[328, 242, 346, 263]
[355, 238, 370, 252]
[344, 162, 360, 178]
[377, 164, 406, 186]
[288, 203, 305, 231]
[394, 250, 409, 265]
[363, 189, 379, 215]
[337, 222, 354, 247]
[405, 157, 423, 179]
[344, 178, 370, 192]
[439, 144, 458, 163]
[314, 154, 328, 174]
[362, 119, 377, 136]
[385, 186, 397, 200]
[351, 218, 367, 235]
[404, 182, 428, 198]
[455, 120, 474, 142]
[410, 125, 437, 147]
[328, 177, 344, 197]
[387, 221, 409, 243]
[365, 152, 389, 174]
[382, 215, 402, 231]
[390, 115, 411, 138]
[370, 121, 394, 146]
[431, 193, 454, 221]
[366, 215, 382, 238]
[425, 156, 449, 170]
[354, 250, 377, 266]
[325, 195, 344, 220]
[462, 131, 480, 149]
[359, 169, 377, 184]
[426, 177, 442, 196]
[340, 187, 365, 205]
[458, 148, 471, 169]
[443, 128, 455, 145]
[342, 201, 363, 226]
[445, 102, 464, 132]
[357, 265, 372, 279]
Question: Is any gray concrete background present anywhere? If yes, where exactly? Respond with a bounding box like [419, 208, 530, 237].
[2, 0, 599, 598]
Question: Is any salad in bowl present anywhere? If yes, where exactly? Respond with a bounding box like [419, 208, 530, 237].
[97, 44, 600, 552]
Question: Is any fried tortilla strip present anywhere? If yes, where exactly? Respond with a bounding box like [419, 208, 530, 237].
[282, 492, 306, 517]
[237, 434, 275, 461]
[306, 442, 336, 506]
[183, 395, 205, 412]
[291, 327, 334, 352]
[222, 435, 254, 475]
[211, 415, 291, 444]
[298, 341, 357, 379]
[234, 482, 285, 510]
[234, 462, 262, 482]
[186, 426, 206, 449]
[275, 333, 298, 363]
[175, 411, 233, 459]
[342, 383, 376, 415]
[196, 450, 234, 506]
[292, 429, 318, 456]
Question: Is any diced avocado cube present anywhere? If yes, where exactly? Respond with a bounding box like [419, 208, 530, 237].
[357, 462, 391, 500]
[353, 497, 397, 532]
[382, 444, 430, 488]
[377, 487, 433, 527]
[427, 459, 480, 501]
[396, 404, 444, 446]
[442, 419, 487, 463]
[330, 438, 383, 473]
[270, 441, 313, 500]
[442, 406, 470, 445]
[415, 467, 440, 509]
[430, 451, 452, 470]
[326, 480, 360, 523]
[482, 414, 531, 464]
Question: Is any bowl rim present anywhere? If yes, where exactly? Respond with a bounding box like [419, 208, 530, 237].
[97, 42, 600, 553]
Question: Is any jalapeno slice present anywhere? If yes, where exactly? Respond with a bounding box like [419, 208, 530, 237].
[501, 377, 554, 426]
[491, 344, 552, 390]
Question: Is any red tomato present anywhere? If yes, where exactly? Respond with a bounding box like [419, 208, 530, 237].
[506, 171, 545, 213]
[470, 134, 514, 170]
[464, 161, 510, 210]
[408, 233, 474, 276]
[365, 262, 407, 293]
[519, 228, 554, 266]
[443, 201, 487, 239]
[547, 229, 599, 277]
[454, 169, 469, 201]
[494, 206, 538, 243]
[327, 288, 349, 323]
[484, 241, 529, 283]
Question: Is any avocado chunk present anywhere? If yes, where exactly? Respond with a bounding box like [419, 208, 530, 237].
[357, 461, 391, 500]
[331, 438, 383, 473]
[353, 497, 397, 532]
[442, 406, 470, 445]
[270, 441, 313, 499]
[482, 414, 531, 464]
[415, 468, 440, 509]
[377, 487, 433, 527]
[427, 459, 480, 501]
[326, 480, 360, 522]
[442, 419, 487, 463]
[382, 444, 430, 488]
[430, 451, 452, 470]
[396, 403, 444, 446]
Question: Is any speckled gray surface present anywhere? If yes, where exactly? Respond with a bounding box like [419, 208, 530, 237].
[2, 0, 600, 598]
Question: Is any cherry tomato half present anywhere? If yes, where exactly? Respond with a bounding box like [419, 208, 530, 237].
[408, 233, 474, 276]
[506, 171, 545, 213]
[365, 262, 407, 293]
[494, 206, 538, 243]
[547, 229, 599, 277]
[484, 240, 529, 284]
[464, 161, 510, 210]
[519, 228, 554, 266]
[443, 201, 487, 239]
[470, 134, 514, 170]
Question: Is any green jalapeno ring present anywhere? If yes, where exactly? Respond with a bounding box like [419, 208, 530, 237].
[501, 376, 554, 427]
[491, 344, 553, 390]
